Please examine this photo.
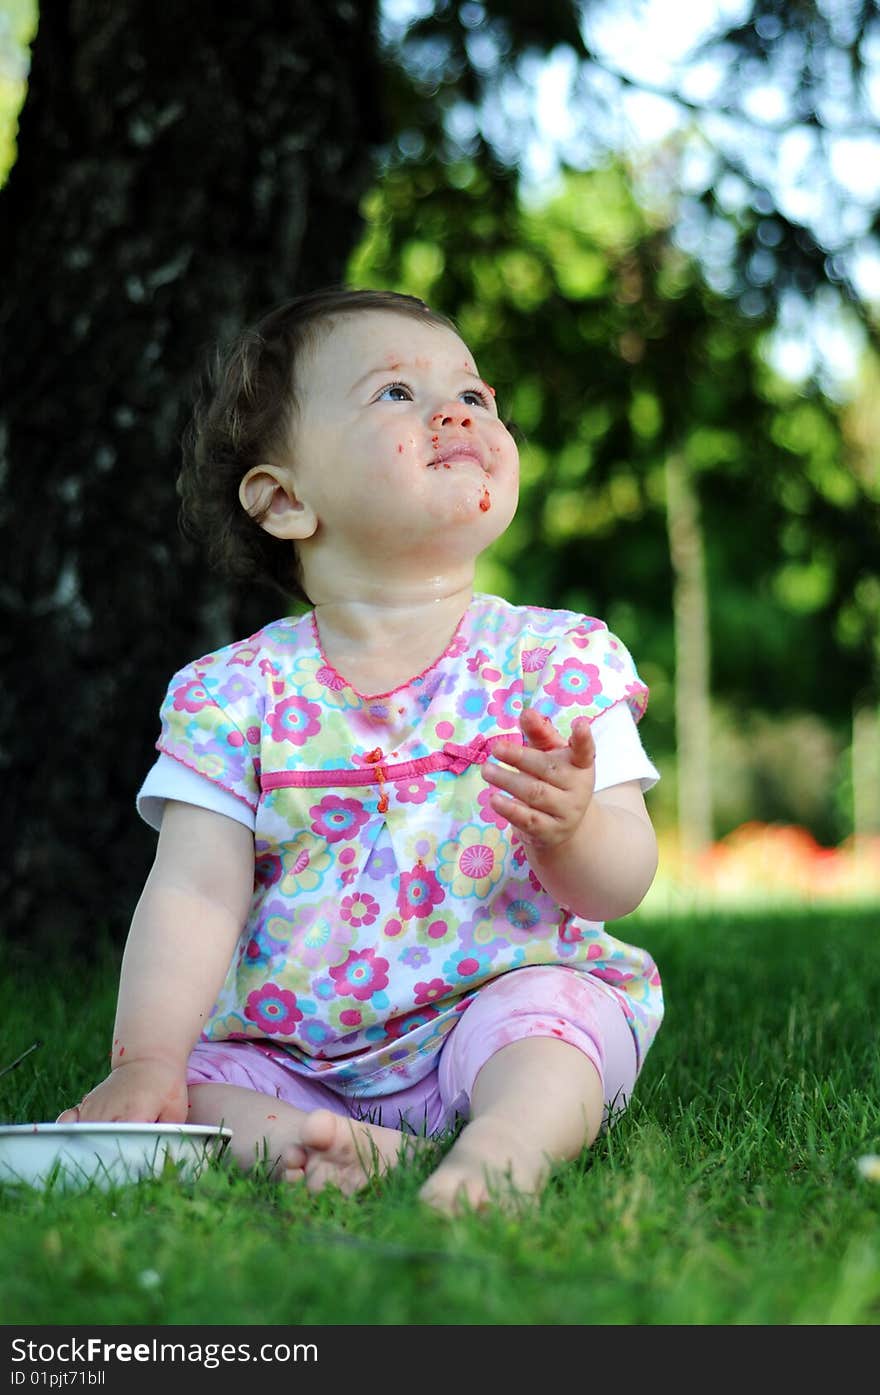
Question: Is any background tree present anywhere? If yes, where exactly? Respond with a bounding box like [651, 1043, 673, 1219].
[0, 0, 385, 951]
[382, 0, 880, 325]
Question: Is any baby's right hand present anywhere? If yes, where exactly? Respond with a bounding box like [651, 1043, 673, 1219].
[57, 1059, 189, 1125]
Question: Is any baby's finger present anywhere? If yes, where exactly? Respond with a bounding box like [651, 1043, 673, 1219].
[568, 717, 596, 770]
[483, 763, 568, 816]
[483, 745, 573, 794]
[519, 707, 567, 751]
[487, 792, 555, 841]
[55, 1105, 80, 1124]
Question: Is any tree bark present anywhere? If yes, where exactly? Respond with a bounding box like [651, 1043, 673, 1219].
[665, 450, 713, 857]
[0, 0, 383, 953]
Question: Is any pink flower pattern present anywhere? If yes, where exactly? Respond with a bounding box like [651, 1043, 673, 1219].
[544, 658, 602, 708]
[394, 776, 436, 805]
[309, 795, 369, 843]
[171, 678, 211, 714]
[486, 679, 525, 729]
[339, 892, 381, 927]
[413, 977, 451, 1005]
[397, 864, 445, 921]
[329, 949, 390, 1001]
[268, 695, 321, 745]
[244, 983, 303, 1035]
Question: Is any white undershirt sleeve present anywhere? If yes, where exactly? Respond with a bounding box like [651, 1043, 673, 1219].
[590, 702, 660, 794]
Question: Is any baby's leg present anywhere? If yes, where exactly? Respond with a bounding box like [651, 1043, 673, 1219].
[186, 1041, 427, 1189]
[420, 966, 637, 1214]
[187, 1081, 312, 1178]
[189, 1082, 427, 1188]
[419, 1035, 603, 1212]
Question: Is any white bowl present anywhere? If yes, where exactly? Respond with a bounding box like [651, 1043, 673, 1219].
[0, 1122, 233, 1190]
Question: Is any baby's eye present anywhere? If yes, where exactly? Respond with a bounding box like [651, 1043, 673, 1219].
[460, 388, 492, 409]
[376, 382, 413, 402]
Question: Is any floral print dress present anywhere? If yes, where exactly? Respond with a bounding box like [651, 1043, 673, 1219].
[156, 593, 663, 1097]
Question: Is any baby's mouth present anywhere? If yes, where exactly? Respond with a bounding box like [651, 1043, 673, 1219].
[427, 443, 488, 472]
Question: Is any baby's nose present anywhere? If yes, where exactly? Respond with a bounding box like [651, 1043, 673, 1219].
[430, 406, 473, 429]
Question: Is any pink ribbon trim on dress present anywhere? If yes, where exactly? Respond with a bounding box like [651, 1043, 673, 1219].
[259, 731, 520, 792]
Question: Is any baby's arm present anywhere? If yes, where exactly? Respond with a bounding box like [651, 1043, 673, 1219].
[481, 707, 658, 922]
[58, 801, 253, 1124]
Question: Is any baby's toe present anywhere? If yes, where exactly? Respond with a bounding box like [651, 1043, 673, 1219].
[279, 1142, 306, 1171]
[300, 1108, 343, 1154]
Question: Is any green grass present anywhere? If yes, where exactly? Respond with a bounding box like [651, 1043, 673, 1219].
[1, 909, 879, 1325]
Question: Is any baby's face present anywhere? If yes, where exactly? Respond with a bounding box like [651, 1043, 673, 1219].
[284, 311, 519, 565]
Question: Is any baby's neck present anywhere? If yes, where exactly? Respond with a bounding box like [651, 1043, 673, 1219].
[311, 585, 474, 698]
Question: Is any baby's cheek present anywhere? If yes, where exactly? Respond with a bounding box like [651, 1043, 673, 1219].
[488, 426, 518, 473]
[389, 433, 420, 466]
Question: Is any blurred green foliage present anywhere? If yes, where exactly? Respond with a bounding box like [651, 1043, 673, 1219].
[0, 0, 35, 186]
[350, 157, 880, 840]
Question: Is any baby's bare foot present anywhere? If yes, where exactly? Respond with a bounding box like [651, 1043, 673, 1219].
[419, 1116, 549, 1215]
[294, 1108, 425, 1195]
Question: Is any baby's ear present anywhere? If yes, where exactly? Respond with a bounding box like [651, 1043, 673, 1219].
[239, 465, 317, 540]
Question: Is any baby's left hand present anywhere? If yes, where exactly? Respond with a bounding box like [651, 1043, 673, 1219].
[481, 707, 595, 851]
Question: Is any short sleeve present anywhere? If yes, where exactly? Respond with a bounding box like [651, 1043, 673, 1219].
[528, 617, 649, 741]
[155, 645, 265, 812]
[137, 753, 258, 832]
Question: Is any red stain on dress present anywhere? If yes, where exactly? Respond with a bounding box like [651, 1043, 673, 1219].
[364, 748, 390, 815]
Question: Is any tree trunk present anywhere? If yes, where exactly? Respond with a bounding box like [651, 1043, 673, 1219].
[665, 450, 713, 857]
[0, 0, 382, 953]
[852, 703, 880, 841]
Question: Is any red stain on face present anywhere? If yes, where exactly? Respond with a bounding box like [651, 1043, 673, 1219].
[397, 443, 404, 453]
[479, 487, 491, 512]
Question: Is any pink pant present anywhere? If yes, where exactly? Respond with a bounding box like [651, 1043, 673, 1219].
[187, 966, 638, 1138]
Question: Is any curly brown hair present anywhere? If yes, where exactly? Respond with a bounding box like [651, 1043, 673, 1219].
[178, 287, 458, 604]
